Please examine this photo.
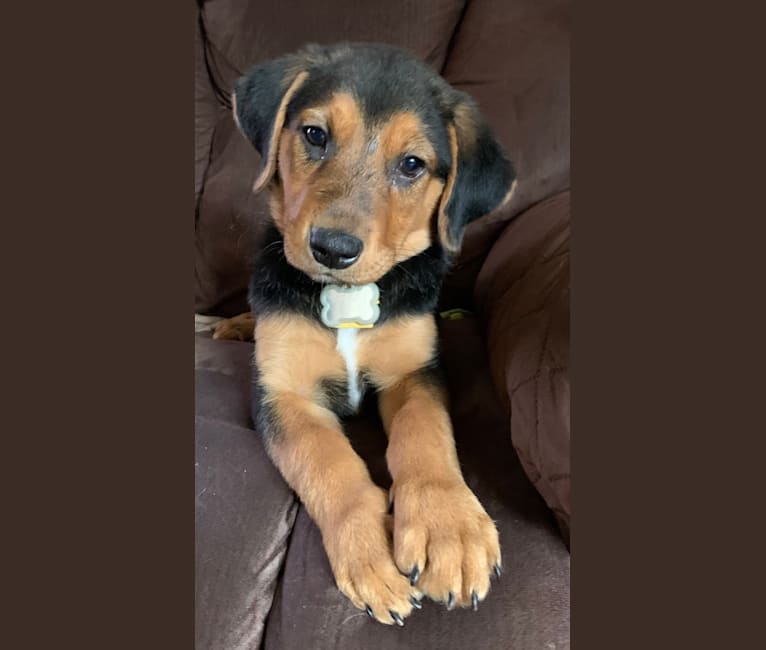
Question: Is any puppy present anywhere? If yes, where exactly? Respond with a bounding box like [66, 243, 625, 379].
[225, 43, 515, 625]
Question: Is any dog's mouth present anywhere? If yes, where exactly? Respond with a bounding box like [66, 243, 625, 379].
[310, 271, 340, 284]
[305, 265, 382, 287]
[308, 269, 373, 286]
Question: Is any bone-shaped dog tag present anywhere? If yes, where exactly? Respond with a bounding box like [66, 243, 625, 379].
[320, 283, 380, 329]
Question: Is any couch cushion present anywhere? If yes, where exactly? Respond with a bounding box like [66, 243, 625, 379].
[444, 0, 570, 222]
[440, 0, 571, 310]
[200, 0, 465, 78]
[195, 336, 299, 650]
[475, 191, 570, 540]
[262, 316, 570, 649]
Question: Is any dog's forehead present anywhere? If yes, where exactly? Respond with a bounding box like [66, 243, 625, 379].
[288, 46, 451, 161]
[294, 50, 439, 115]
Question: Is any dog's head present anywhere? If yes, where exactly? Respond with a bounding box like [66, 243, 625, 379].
[234, 43, 515, 285]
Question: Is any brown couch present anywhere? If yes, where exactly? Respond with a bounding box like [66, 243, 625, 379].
[195, 1, 570, 647]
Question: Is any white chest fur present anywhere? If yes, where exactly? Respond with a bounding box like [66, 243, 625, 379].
[335, 328, 362, 411]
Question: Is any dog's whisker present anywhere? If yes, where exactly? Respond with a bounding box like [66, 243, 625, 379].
[261, 239, 285, 254]
[395, 262, 418, 285]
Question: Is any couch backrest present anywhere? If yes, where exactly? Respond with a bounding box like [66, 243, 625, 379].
[195, 0, 570, 315]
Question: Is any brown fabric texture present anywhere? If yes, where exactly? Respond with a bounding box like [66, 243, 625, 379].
[444, 0, 570, 222]
[441, 0, 571, 309]
[475, 191, 571, 539]
[195, 337, 299, 649]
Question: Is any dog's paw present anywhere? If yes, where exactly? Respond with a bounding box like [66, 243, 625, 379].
[324, 487, 421, 626]
[391, 477, 501, 610]
[211, 312, 256, 341]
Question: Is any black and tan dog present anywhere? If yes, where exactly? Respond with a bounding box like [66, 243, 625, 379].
[215, 43, 515, 626]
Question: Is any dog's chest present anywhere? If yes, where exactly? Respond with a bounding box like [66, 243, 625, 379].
[255, 313, 437, 415]
[311, 326, 400, 417]
[325, 316, 436, 414]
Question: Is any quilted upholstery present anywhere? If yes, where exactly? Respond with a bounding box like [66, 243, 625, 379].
[475, 191, 571, 539]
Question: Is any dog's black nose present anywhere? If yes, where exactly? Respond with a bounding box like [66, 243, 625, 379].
[309, 228, 363, 270]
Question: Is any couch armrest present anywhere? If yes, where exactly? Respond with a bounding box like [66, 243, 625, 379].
[195, 336, 299, 648]
[474, 191, 570, 541]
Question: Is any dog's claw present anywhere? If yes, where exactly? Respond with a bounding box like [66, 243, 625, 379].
[494, 563, 502, 578]
[409, 566, 420, 586]
[472, 591, 479, 611]
[365, 605, 374, 619]
[390, 610, 404, 627]
[447, 592, 455, 610]
[409, 596, 422, 610]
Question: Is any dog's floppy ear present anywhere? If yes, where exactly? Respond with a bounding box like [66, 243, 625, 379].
[233, 57, 309, 192]
[437, 94, 516, 252]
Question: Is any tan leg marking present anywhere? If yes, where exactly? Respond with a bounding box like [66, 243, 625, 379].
[255, 314, 419, 624]
[379, 370, 501, 609]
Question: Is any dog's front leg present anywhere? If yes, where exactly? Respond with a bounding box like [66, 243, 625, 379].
[258, 390, 419, 625]
[379, 370, 501, 610]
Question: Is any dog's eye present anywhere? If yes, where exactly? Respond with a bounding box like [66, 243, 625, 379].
[398, 156, 426, 179]
[303, 126, 327, 149]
